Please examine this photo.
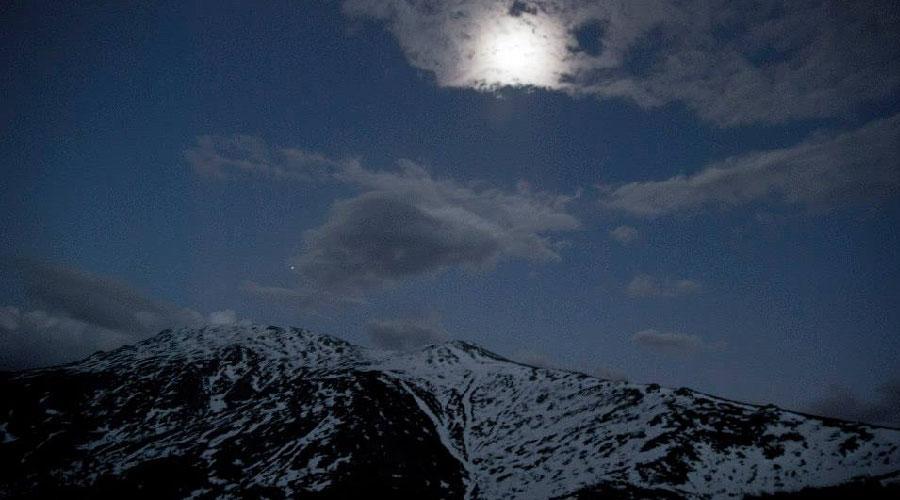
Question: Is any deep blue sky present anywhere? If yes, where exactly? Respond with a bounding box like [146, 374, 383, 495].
[2, 0, 899, 419]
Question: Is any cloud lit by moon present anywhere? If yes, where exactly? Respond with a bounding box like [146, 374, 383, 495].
[466, 12, 569, 89]
[343, 0, 575, 92]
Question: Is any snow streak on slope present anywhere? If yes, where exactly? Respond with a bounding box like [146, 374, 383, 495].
[0, 325, 898, 499]
[377, 341, 900, 498]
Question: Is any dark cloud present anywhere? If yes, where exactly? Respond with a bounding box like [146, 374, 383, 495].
[632, 329, 724, 355]
[297, 164, 578, 300]
[0, 306, 131, 371]
[367, 317, 448, 351]
[17, 259, 204, 335]
[805, 380, 900, 428]
[343, 0, 900, 126]
[194, 136, 580, 305]
[2, 260, 246, 370]
[508, 1, 538, 18]
[297, 192, 500, 295]
[602, 113, 900, 216]
[626, 274, 701, 298]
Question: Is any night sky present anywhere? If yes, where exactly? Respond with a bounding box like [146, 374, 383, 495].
[2, 1, 899, 426]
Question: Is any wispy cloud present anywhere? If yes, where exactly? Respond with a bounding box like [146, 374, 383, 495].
[185, 134, 354, 181]
[632, 329, 724, 355]
[609, 225, 639, 245]
[207, 310, 251, 327]
[193, 135, 580, 306]
[343, 0, 900, 126]
[626, 274, 701, 298]
[602, 113, 900, 216]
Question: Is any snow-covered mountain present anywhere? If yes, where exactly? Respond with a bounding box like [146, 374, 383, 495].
[1, 325, 898, 499]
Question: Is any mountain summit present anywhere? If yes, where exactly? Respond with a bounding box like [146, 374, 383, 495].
[1, 325, 898, 498]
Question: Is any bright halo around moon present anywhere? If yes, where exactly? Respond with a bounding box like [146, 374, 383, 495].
[468, 15, 568, 89]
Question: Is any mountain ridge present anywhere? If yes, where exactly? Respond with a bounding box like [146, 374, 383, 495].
[1, 324, 898, 499]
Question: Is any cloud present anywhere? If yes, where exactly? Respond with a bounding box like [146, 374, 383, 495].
[16, 259, 205, 334]
[207, 310, 252, 327]
[805, 380, 900, 428]
[301, 163, 578, 300]
[343, 0, 900, 126]
[344, 0, 573, 90]
[241, 281, 365, 311]
[632, 328, 724, 355]
[196, 136, 580, 305]
[609, 225, 639, 245]
[367, 317, 449, 350]
[242, 281, 308, 301]
[185, 134, 353, 181]
[0, 306, 132, 371]
[602, 113, 900, 216]
[2, 260, 248, 370]
[626, 274, 701, 298]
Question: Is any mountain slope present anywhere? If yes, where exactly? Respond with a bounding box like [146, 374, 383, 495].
[1, 325, 898, 499]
